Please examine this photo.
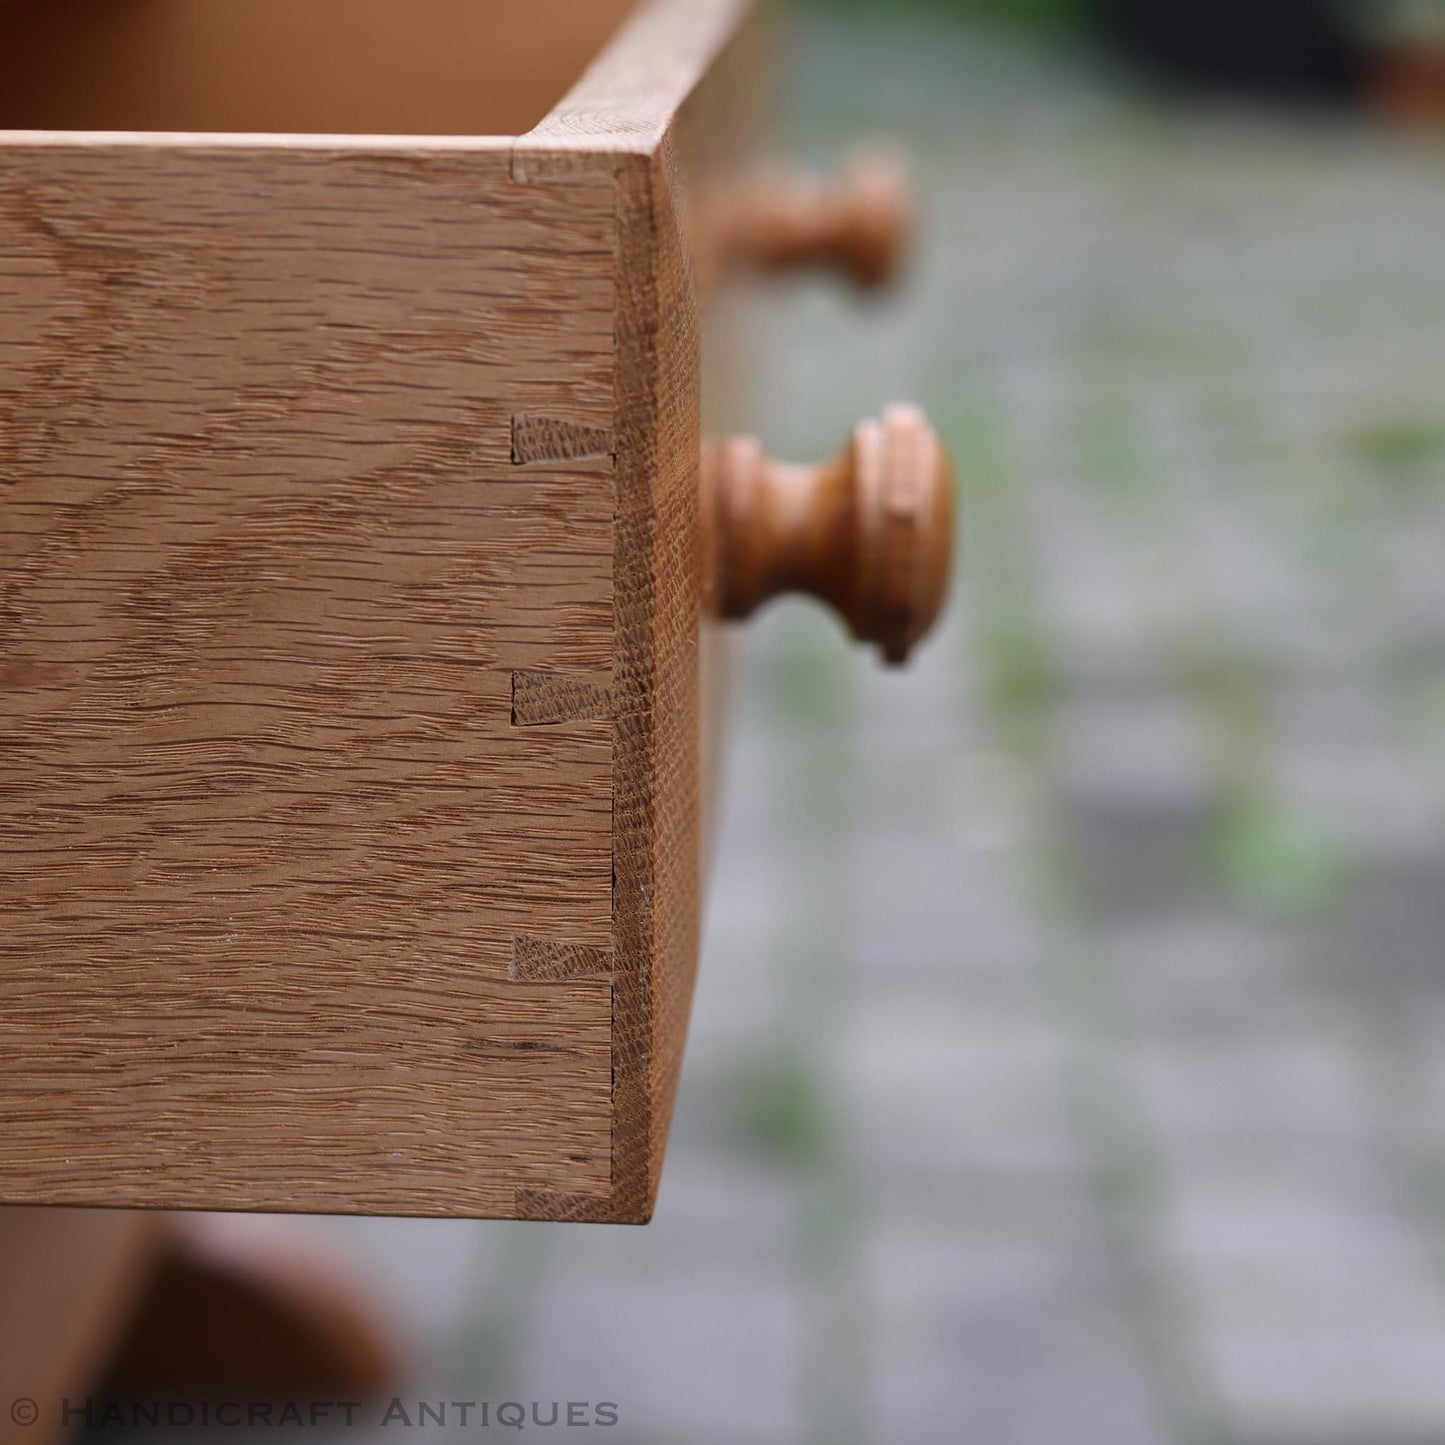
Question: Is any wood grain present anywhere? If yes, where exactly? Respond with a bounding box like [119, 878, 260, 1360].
[0, 0, 759, 1222]
[512, 934, 615, 983]
[511, 670, 613, 727]
[518, 0, 766, 1220]
[703, 404, 955, 666]
[0, 145, 617, 1216]
[510, 415, 615, 467]
[0, 0, 636, 139]
[706, 145, 914, 290]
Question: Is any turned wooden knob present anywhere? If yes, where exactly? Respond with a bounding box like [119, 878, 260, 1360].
[703, 405, 954, 666]
[715, 146, 914, 290]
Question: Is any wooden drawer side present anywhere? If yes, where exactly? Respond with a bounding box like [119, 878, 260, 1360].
[0, 144, 620, 1217]
[0, 0, 757, 1222]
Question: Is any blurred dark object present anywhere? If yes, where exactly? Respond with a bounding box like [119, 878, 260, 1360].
[101, 1214, 400, 1402]
[793, 0, 1089, 39]
[1095, 0, 1366, 100]
[1370, 37, 1445, 124]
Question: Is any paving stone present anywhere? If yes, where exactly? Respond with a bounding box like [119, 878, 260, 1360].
[866, 1224, 1164, 1445]
[1158, 1132, 1406, 1247]
[1056, 693, 1215, 920]
[307, 1215, 494, 1348]
[1274, 716, 1439, 856]
[1204, 1330, 1445, 1442]
[1153, 1144, 1445, 1437]
[1386, 517, 1445, 668]
[1028, 501, 1158, 672]
[1128, 1034, 1375, 1150]
[1330, 846, 1445, 997]
[1179, 1242, 1445, 1338]
[1160, 452, 1324, 673]
[684, 913, 793, 1073]
[848, 827, 1044, 992]
[1105, 918, 1304, 1039]
[835, 994, 1084, 1185]
[539, 1159, 798, 1289]
[521, 1280, 805, 1445]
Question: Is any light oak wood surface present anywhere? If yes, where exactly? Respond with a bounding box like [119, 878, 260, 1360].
[0, 0, 952, 1226]
[709, 145, 915, 290]
[704, 404, 954, 665]
[0, 0, 754, 1223]
[0, 0, 636, 138]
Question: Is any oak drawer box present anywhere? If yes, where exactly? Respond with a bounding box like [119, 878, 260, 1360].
[0, 0, 952, 1223]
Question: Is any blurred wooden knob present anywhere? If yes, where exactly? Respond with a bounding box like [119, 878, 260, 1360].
[714, 146, 914, 290]
[703, 404, 954, 666]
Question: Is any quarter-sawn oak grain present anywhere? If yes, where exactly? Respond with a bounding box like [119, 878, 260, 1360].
[0, 0, 757, 1222]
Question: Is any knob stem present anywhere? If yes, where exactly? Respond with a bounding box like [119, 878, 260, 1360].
[713, 146, 914, 290]
[703, 405, 954, 666]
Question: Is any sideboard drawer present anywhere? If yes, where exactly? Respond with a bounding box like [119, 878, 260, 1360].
[0, 0, 953, 1223]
